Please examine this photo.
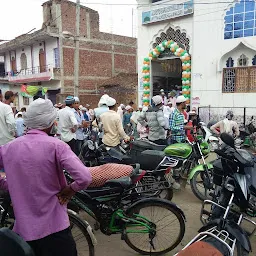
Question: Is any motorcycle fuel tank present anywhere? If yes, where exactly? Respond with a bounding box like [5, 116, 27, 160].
[164, 143, 192, 159]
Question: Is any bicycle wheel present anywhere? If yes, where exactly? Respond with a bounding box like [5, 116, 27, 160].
[68, 211, 95, 256]
[124, 199, 185, 255]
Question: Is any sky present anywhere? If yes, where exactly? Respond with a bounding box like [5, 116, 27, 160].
[0, 0, 138, 41]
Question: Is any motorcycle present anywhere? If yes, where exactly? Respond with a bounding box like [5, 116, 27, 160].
[79, 138, 176, 200]
[176, 133, 256, 256]
[239, 116, 256, 150]
[99, 137, 212, 201]
[197, 122, 219, 152]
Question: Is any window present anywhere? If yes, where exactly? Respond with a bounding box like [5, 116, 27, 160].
[23, 96, 29, 105]
[54, 48, 60, 68]
[237, 54, 248, 66]
[152, 0, 162, 2]
[226, 57, 234, 67]
[252, 55, 256, 65]
[224, 0, 256, 39]
[223, 66, 256, 93]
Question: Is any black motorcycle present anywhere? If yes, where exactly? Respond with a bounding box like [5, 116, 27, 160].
[79, 138, 177, 200]
[187, 133, 256, 256]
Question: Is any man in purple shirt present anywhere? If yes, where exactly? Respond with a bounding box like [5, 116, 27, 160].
[0, 98, 92, 256]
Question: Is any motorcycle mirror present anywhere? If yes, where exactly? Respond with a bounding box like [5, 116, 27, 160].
[220, 133, 235, 148]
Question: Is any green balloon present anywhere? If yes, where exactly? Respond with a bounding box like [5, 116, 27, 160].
[144, 57, 150, 62]
[143, 83, 150, 87]
[143, 75, 150, 79]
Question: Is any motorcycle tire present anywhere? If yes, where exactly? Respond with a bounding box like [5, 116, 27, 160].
[190, 171, 213, 201]
[236, 242, 249, 256]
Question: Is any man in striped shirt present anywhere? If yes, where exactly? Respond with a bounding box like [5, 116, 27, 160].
[169, 96, 193, 144]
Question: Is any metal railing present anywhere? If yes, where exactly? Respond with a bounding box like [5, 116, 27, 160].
[6, 65, 51, 77]
[198, 106, 256, 127]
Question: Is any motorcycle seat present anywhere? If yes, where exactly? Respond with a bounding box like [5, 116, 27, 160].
[141, 150, 165, 158]
[131, 140, 166, 151]
[105, 177, 133, 189]
[177, 241, 222, 256]
[0, 228, 35, 256]
[88, 164, 133, 187]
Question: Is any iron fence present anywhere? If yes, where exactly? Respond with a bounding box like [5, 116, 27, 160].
[198, 106, 256, 127]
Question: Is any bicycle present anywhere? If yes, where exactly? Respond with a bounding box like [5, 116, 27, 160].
[66, 172, 186, 255]
[0, 173, 186, 256]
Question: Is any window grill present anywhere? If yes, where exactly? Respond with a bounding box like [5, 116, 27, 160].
[223, 66, 256, 93]
[152, 27, 190, 52]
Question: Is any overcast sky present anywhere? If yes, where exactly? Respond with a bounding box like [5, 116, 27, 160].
[0, 0, 137, 41]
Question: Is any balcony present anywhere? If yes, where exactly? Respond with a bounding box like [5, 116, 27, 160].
[7, 65, 54, 83]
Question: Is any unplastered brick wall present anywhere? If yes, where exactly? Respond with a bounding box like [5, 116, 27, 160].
[58, 0, 137, 97]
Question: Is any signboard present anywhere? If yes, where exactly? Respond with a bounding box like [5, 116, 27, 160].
[142, 0, 193, 25]
[192, 96, 200, 106]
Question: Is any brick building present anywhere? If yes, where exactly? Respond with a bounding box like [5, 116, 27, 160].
[0, 0, 137, 109]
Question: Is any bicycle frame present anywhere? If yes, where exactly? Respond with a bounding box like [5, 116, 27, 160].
[70, 191, 156, 236]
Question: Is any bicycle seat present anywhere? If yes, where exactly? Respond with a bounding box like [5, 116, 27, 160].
[0, 228, 35, 256]
[105, 177, 133, 189]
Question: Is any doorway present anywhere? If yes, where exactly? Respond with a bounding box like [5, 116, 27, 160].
[152, 58, 182, 96]
[39, 49, 46, 73]
[11, 57, 17, 74]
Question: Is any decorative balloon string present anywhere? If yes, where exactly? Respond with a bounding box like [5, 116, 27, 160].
[142, 39, 191, 106]
[21, 85, 48, 98]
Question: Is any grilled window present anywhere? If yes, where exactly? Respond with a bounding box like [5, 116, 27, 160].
[223, 66, 256, 93]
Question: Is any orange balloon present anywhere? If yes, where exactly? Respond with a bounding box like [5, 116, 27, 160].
[149, 53, 153, 57]
[185, 56, 191, 61]
[144, 87, 149, 90]
[182, 66, 187, 71]
[186, 99, 190, 104]
[176, 52, 181, 57]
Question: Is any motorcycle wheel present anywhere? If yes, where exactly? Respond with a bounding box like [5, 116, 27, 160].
[190, 171, 213, 201]
[235, 242, 249, 256]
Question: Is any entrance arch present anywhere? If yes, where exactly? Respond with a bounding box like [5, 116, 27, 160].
[142, 40, 191, 106]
